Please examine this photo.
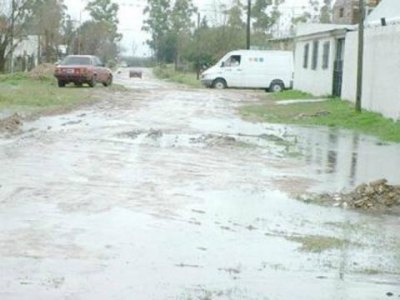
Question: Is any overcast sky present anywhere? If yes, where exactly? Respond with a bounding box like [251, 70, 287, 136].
[64, 0, 312, 56]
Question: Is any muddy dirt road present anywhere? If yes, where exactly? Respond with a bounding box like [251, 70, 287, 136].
[1, 69, 400, 299]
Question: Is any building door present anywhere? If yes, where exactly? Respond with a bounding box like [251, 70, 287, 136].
[332, 38, 345, 97]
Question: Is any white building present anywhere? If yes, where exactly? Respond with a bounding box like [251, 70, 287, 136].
[293, 0, 400, 121]
[293, 24, 354, 97]
[342, 0, 400, 120]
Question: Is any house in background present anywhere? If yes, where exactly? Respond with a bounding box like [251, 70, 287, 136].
[332, 0, 381, 24]
[293, 24, 353, 97]
[12, 36, 39, 72]
[332, 0, 360, 24]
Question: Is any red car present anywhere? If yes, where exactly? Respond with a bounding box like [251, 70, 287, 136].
[54, 55, 113, 88]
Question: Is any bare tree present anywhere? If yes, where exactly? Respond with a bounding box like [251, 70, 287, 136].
[0, 0, 33, 72]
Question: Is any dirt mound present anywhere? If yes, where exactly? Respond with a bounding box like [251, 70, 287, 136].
[318, 179, 400, 210]
[29, 63, 56, 80]
[0, 113, 23, 133]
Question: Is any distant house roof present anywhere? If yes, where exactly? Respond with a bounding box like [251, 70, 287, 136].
[367, 0, 400, 24]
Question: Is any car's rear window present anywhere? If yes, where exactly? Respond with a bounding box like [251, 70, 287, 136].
[61, 56, 92, 65]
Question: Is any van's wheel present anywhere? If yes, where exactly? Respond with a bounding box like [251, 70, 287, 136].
[269, 81, 284, 93]
[213, 79, 227, 90]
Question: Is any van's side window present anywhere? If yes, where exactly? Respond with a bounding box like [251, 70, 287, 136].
[303, 44, 309, 69]
[312, 40, 319, 70]
[223, 55, 241, 67]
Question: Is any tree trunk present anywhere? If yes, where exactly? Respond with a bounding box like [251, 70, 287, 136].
[45, 30, 50, 63]
[0, 46, 7, 73]
[0, 56, 6, 73]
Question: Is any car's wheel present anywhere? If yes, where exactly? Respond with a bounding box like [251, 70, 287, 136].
[269, 81, 284, 93]
[212, 78, 227, 90]
[88, 76, 97, 88]
[58, 80, 66, 88]
[103, 75, 113, 87]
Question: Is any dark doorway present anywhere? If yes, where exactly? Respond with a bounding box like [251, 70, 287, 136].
[332, 38, 345, 97]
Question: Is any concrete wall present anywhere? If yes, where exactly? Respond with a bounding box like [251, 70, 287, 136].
[342, 24, 400, 120]
[293, 36, 337, 96]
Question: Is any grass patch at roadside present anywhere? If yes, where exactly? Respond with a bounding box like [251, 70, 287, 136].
[285, 234, 355, 253]
[153, 65, 202, 88]
[271, 90, 316, 101]
[240, 98, 400, 143]
[0, 72, 102, 113]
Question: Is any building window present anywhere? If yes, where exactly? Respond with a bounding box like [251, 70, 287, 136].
[339, 8, 344, 18]
[312, 40, 319, 70]
[303, 43, 309, 69]
[322, 41, 330, 70]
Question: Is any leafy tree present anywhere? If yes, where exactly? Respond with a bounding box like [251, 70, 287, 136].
[62, 15, 77, 56]
[78, 20, 118, 62]
[142, 0, 172, 62]
[29, 0, 67, 62]
[143, 0, 196, 67]
[78, 0, 121, 62]
[171, 0, 197, 68]
[227, 0, 245, 30]
[86, 0, 121, 42]
[251, 0, 284, 48]
[320, 0, 332, 24]
[86, 0, 119, 25]
[290, 0, 321, 33]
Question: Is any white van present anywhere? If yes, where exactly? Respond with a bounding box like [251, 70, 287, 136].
[200, 50, 293, 92]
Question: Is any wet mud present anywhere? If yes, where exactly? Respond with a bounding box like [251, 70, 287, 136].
[0, 68, 399, 299]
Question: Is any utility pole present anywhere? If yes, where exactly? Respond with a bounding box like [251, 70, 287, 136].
[356, 0, 365, 112]
[246, 0, 251, 50]
[10, 0, 16, 73]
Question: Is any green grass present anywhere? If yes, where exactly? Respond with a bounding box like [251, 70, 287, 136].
[153, 65, 202, 88]
[240, 97, 400, 143]
[0, 72, 102, 113]
[271, 89, 316, 101]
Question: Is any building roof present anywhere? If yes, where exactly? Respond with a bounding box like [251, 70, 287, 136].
[296, 23, 355, 38]
[367, 0, 400, 24]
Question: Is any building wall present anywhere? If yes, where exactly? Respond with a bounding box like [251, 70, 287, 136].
[293, 36, 337, 96]
[342, 24, 400, 120]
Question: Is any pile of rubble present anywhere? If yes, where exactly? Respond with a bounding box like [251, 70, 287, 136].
[29, 63, 56, 81]
[319, 179, 400, 210]
[0, 113, 23, 133]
